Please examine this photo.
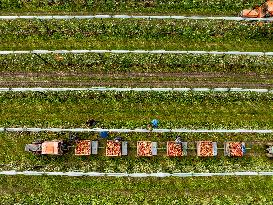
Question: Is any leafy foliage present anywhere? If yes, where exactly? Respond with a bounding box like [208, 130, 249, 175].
[1, 19, 273, 51]
[0, 176, 272, 204]
[0, 0, 263, 15]
[1, 19, 273, 41]
[1, 91, 273, 128]
[0, 131, 272, 173]
[1, 52, 273, 73]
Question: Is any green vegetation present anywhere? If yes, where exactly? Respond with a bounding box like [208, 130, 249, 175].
[1, 91, 272, 173]
[1, 0, 272, 202]
[0, 176, 272, 204]
[1, 53, 273, 74]
[0, 19, 273, 51]
[0, 131, 272, 173]
[0, 0, 262, 16]
[1, 91, 273, 128]
[2, 71, 272, 88]
[2, 51, 273, 88]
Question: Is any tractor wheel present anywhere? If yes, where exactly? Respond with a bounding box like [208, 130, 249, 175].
[34, 151, 42, 155]
[265, 13, 271, 18]
[266, 153, 273, 158]
[267, 142, 273, 146]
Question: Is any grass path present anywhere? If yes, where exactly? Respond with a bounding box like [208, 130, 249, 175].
[0, 176, 272, 204]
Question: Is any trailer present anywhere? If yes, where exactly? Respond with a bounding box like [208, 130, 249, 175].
[241, 0, 273, 18]
[106, 140, 128, 156]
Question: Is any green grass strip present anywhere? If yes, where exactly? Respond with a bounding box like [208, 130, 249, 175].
[0, 19, 273, 51]
[1, 53, 273, 74]
[0, 176, 272, 204]
[0, 0, 263, 16]
[0, 91, 273, 128]
[0, 132, 272, 173]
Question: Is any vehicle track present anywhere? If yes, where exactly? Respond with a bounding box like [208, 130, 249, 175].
[1, 71, 268, 78]
[1, 81, 272, 88]
[1, 71, 272, 88]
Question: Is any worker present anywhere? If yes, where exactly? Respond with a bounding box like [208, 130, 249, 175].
[61, 141, 69, 152]
[267, 145, 273, 154]
[175, 136, 183, 145]
[151, 119, 159, 128]
[100, 131, 108, 138]
[69, 133, 79, 143]
[114, 137, 122, 142]
[147, 123, 153, 131]
[86, 119, 97, 127]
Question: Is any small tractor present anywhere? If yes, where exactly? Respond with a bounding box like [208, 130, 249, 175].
[25, 133, 78, 155]
[25, 139, 69, 155]
[241, 0, 273, 18]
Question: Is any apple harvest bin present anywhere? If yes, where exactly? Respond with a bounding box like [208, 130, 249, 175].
[106, 140, 128, 156]
[224, 142, 246, 157]
[167, 141, 187, 157]
[196, 141, 217, 157]
[137, 141, 157, 156]
[75, 140, 98, 156]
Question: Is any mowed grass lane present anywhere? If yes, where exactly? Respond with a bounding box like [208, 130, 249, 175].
[1, 19, 273, 51]
[1, 19, 273, 87]
[1, 72, 273, 88]
[2, 52, 273, 88]
[0, 0, 261, 16]
[0, 176, 272, 204]
[0, 131, 272, 173]
[0, 92, 273, 128]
